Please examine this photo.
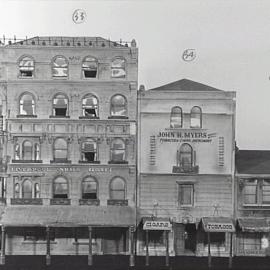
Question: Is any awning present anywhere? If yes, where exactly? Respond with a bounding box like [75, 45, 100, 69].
[238, 218, 270, 233]
[142, 217, 172, 231]
[0, 206, 135, 227]
[202, 217, 235, 232]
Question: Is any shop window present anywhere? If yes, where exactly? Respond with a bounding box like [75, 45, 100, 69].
[111, 57, 126, 78]
[170, 106, 182, 128]
[0, 177, 6, 198]
[14, 143, 20, 160]
[53, 176, 68, 199]
[204, 232, 225, 247]
[19, 56, 34, 77]
[82, 56, 98, 78]
[243, 179, 270, 205]
[52, 94, 68, 116]
[34, 183, 40, 199]
[110, 177, 126, 200]
[22, 179, 32, 199]
[178, 184, 194, 206]
[82, 177, 98, 199]
[239, 233, 262, 251]
[177, 143, 193, 172]
[52, 56, 68, 77]
[22, 140, 33, 160]
[14, 183, 20, 198]
[19, 93, 35, 115]
[24, 228, 54, 242]
[82, 94, 98, 117]
[81, 139, 97, 162]
[110, 94, 127, 117]
[110, 138, 126, 163]
[190, 106, 202, 128]
[53, 138, 68, 162]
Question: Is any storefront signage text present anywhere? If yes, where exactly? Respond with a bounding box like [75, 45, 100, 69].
[143, 221, 172, 231]
[205, 222, 234, 232]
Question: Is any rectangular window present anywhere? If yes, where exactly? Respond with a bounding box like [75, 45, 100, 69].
[204, 232, 226, 247]
[145, 231, 165, 247]
[24, 228, 55, 241]
[243, 179, 257, 204]
[178, 184, 194, 206]
[239, 233, 262, 251]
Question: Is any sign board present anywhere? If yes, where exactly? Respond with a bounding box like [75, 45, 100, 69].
[143, 220, 172, 231]
[204, 222, 234, 232]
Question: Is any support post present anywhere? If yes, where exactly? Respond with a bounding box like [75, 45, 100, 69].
[88, 226, 93, 266]
[165, 230, 169, 267]
[208, 232, 211, 268]
[229, 232, 233, 269]
[0, 226, 5, 265]
[145, 230, 149, 266]
[46, 226, 51, 266]
[129, 226, 135, 267]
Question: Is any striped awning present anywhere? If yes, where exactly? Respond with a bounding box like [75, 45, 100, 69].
[238, 218, 270, 232]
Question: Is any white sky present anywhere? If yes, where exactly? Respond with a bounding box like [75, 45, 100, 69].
[1, 0, 270, 150]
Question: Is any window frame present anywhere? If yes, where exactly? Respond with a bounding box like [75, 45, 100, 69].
[80, 138, 98, 163]
[22, 140, 33, 161]
[18, 55, 35, 78]
[111, 57, 126, 79]
[110, 94, 128, 118]
[81, 176, 98, 200]
[18, 92, 36, 117]
[178, 183, 194, 207]
[22, 178, 33, 199]
[82, 56, 98, 79]
[109, 177, 126, 200]
[51, 55, 69, 79]
[53, 176, 69, 199]
[52, 137, 69, 162]
[178, 143, 193, 172]
[170, 106, 183, 128]
[81, 94, 99, 118]
[190, 106, 202, 128]
[52, 93, 69, 117]
[110, 138, 127, 163]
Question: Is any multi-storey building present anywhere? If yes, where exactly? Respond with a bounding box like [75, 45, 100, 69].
[0, 36, 138, 269]
[137, 79, 236, 267]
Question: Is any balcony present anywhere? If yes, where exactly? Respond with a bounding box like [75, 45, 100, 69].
[172, 165, 199, 174]
[107, 199, 128, 206]
[79, 199, 100, 206]
[11, 198, 43, 205]
[50, 198, 70, 205]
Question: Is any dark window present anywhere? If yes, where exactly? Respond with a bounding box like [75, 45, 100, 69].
[204, 232, 225, 247]
[82, 95, 98, 117]
[81, 139, 97, 162]
[19, 56, 34, 77]
[110, 95, 127, 117]
[53, 94, 68, 116]
[53, 177, 68, 199]
[0, 177, 6, 198]
[19, 94, 35, 115]
[53, 138, 68, 161]
[190, 106, 202, 128]
[111, 58, 126, 78]
[178, 184, 194, 206]
[82, 57, 97, 78]
[110, 177, 125, 200]
[82, 177, 97, 199]
[178, 143, 193, 172]
[148, 231, 165, 247]
[52, 56, 68, 77]
[170, 106, 182, 128]
[110, 138, 126, 162]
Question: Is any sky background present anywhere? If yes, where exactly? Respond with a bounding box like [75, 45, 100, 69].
[0, 0, 269, 150]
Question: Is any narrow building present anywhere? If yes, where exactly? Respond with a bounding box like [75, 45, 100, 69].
[0, 36, 138, 269]
[137, 79, 236, 266]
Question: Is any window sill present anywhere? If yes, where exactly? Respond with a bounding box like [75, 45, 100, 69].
[108, 116, 129, 119]
[50, 198, 70, 205]
[108, 160, 128, 164]
[50, 159, 71, 164]
[107, 199, 128, 206]
[11, 198, 43, 205]
[172, 165, 199, 174]
[178, 205, 194, 209]
[79, 116, 100, 120]
[243, 204, 270, 207]
[12, 160, 42, 163]
[79, 199, 100, 206]
[49, 115, 70, 118]
[16, 115, 37, 118]
[22, 241, 57, 244]
[78, 160, 100, 164]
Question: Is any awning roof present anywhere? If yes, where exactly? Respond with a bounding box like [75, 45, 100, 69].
[238, 218, 270, 232]
[0, 206, 135, 227]
[202, 217, 235, 232]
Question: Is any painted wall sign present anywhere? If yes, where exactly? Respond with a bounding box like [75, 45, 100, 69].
[143, 221, 172, 231]
[205, 222, 234, 232]
[157, 131, 217, 143]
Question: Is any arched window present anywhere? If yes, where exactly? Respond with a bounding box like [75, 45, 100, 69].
[34, 183, 40, 199]
[82, 177, 97, 199]
[82, 57, 98, 78]
[111, 57, 126, 78]
[178, 143, 193, 172]
[22, 179, 32, 199]
[110, 177, 126, 200]
[190, 106, 202, 128]
[19, 56, 34, 77]
[22, 141, 33, 160]
[81, 139, 97, 162]
[53, 138, 68, 161]
[110, 138, 126, 163]
[82, 95, 98, 117]
[53, 94, 68, 116]
[14, 183, 20, 198]
[52, 56, 68, 77]
[170, 106, 182, 128]
[34, 143, 40, 161]
[19, 93, 35, 115]
[110, 95, 127, 117]
[53, 177, 68, 199]
[14, 143, 20, 160]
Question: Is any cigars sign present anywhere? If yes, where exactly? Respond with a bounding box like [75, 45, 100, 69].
[143, 220, 172, 231]
[157, 130, 217, 143]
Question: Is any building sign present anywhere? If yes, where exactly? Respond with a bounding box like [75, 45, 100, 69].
[157, 131, 217, 144]
[143, 220, 172, 231]
[204, 222, 234, 232]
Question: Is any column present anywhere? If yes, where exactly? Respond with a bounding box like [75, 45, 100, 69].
[165, 230, 169, 267]
[0, 226, 5, 265]
[145, 230, 149, 266]
[229, 232, 233, 269]
[46, 226, 51, 266]
[129, 226, 135, 267]
[88, 226, 93, 266]
[207, 232, 211, 268]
